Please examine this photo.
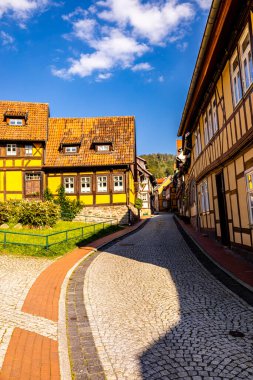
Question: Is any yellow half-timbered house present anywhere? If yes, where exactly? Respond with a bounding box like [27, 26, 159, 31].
[177, 0, 253, 255]
[0, 100, 137, 224]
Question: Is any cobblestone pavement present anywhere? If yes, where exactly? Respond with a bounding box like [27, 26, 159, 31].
[84, 214, 253, 380]
[0, 255, 56, 369]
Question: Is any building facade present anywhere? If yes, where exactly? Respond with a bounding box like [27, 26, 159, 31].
[154, 177, 171, 212]
[136, 156, 156, 216]
[177, 1, 253, 256]
[0, 100, 138, 224]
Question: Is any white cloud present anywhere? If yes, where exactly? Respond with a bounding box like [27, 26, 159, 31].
[96, 72, 112, 81]
[131, 62, 153, 71]
[53, 28, 149, 78]
[54, 0, 198, 80]
[0, 31, 14, 46]
[176, 41, 188, 52]
[0, 0, 49, 19]
[194, 0, 212, 10]
[98, 0, 195, 45]
[158, 75, 164, 82]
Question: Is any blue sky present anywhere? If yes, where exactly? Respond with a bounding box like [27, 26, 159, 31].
[0, 0, 211, 155]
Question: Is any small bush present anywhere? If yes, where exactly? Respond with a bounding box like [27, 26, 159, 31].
[18, 201, 60, 227]
[43, 187, 54, 201]
[56, 185, 83, 221]
[0, 200, 23, 225]
[135, 197, 143, 210]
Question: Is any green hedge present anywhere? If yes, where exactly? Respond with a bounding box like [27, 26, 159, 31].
[0, 200, 60, 227]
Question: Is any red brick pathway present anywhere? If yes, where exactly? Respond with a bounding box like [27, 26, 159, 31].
[0, 219, 148, 380]
[176, 216, 253, 289]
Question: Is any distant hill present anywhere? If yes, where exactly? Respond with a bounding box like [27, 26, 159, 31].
[140, 153, 175, 179]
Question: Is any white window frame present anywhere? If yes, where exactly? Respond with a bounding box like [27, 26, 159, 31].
[65, 146, 78, 153]
[80, 176, 91, 193]
[25, 144, 33, 156]
[195, 127, 201, 157]
[245, 168, 253, 224]
[231, 50, 243, 106]
[113, 175, 124, 192]
[239, 26, 253, 93]
[97, 176, 108, 192]
[140, 193, 148, 202]
[64, 177, 75, 194]
[212, 96, 218, 134]
[204, 115, 209, 146]
[207, 105, 213, 140]
[25, 173, 41, 181]
[6, 144, 17, 156]
[200, 180, 210, 213]
[97, 145, 110, 152]
[9, 119, 23, 126]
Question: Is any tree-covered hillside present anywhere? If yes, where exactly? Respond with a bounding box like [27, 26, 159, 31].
[140, 153, 175, 179]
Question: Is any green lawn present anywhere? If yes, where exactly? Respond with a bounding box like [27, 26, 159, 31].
[0, 221, 121, 258]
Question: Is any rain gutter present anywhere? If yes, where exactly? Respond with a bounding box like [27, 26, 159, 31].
[178, 0, 222, 137]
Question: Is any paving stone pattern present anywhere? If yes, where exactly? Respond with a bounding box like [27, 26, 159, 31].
[0, 255, 55, 369]
[84, 214, 253, 380]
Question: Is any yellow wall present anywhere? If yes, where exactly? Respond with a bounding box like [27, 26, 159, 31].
[47, 176, 61, 194]
[6, 171, 22, 192]
[96, 194, 110, 204]
[113, 194, 126, 203]
[0, 171, 4, 192]
[222, 62, 233, 120]
[79, 195, 93, 205]
[128, 171, 135, 205]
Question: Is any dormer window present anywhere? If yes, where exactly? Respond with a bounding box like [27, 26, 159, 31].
[97, 145, 110, 152]
[92, 136, 113, 152]
[64, 146, 78, 154]
[9, 119, 23, 126]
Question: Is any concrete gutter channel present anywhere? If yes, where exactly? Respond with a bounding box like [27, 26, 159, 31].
[174, 215, 253, 307]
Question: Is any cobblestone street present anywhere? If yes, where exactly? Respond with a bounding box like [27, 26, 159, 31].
[84, 214, 253, 380]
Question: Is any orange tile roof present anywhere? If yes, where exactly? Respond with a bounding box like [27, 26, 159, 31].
[45, 116, 135, 167]
[0, 100, 49, 141]
[156, 178, 166, 184]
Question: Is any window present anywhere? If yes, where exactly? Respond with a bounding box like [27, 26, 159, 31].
[97, 176, 107, 192]
[64, 177, 75, 193]
[212, 97, 218, 133]
[6, 144, 17, 156]
[239, 27, 253, 92]
[204, 115, 209, 146]
[81, 177, 91, 193]
[113, 175, 123, 192]
[231, 51, 243, 106]
[25, 145, 33, 156]
[246, 169, 253, 224]
[65, 146, 78, 153]
[200, 180, 210, 213]
[97, 145, 110, 152]
[9, 119, 23, 126]
[25, 173, 41, 180]
[208, 105, 213, 140]
[140, 193, 148, 202]
[195, 128, 202, 157]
